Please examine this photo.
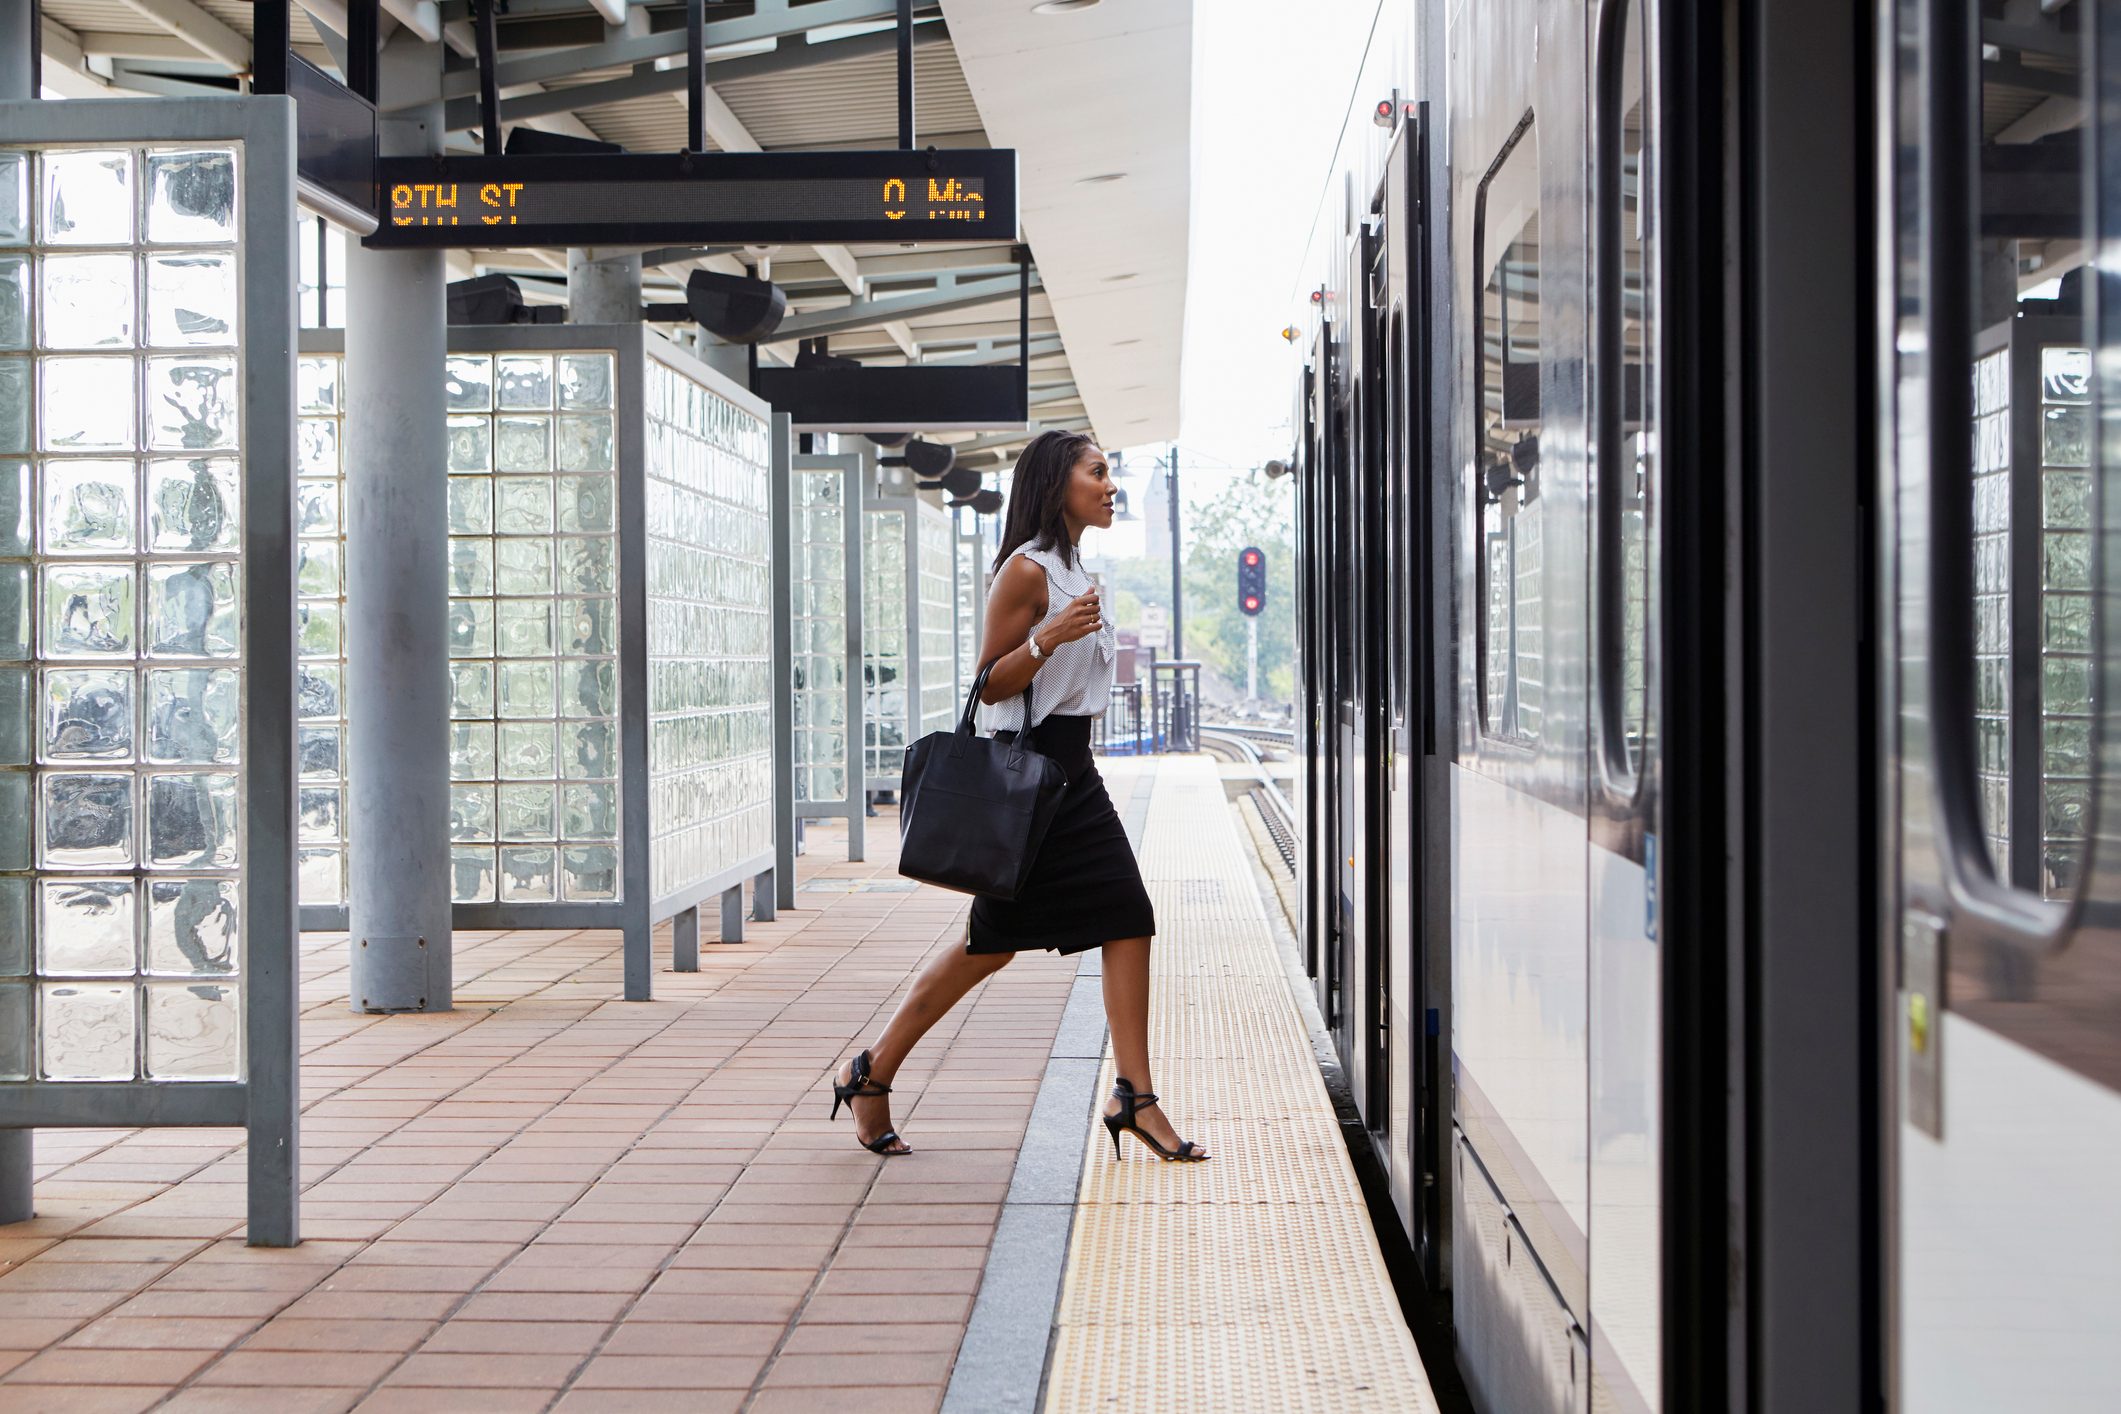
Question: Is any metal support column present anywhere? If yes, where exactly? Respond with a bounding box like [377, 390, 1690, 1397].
[567, 250, 643, 324]
[896, 0, 915, 149]
[346, 35, 453, 1013]
[0, 1130, 29, 1225]
[0, 0, 35, 102]
[720, 884, 745, 943]
[672, 905, 699, 972]
[1167, 449, 1183, 659]
[770, 414, 799, 910]
[0, 0, 33, 1226]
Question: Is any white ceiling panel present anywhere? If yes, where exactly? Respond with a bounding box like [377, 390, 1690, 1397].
[939, 0, 1193, 447]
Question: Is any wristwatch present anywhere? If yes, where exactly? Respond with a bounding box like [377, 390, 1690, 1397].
[1027, 630, 1048, 661]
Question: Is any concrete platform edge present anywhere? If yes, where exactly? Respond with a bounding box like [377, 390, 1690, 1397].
[940, 768, 1150, 1414]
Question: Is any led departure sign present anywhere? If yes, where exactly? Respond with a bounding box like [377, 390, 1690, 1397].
[365, 150, 1017, 248]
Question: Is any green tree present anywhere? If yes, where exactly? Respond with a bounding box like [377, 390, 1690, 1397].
[1181, 473, 1297, 707]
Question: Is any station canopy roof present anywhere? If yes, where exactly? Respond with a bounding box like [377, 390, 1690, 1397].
[33, 0, 1193, 469]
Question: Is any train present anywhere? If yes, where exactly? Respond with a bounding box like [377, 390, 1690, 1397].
[1287, 0, 2120, 1410]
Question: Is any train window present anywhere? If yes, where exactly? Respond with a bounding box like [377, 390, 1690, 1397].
[1474, 114, 1541, 740]
[1896, 0, 2102, 914]
[1594, 0, 1657, 790]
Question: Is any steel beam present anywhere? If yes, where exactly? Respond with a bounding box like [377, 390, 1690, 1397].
[427, 0, 908, 105]
[38, 18, 123, 97]
[770, 272, 1041, 343]
[945, 422, 1071, 456]
[441, 24, 948, 130]
[381, 0, 443, 44]
[117, 0, 250, 70]
[921, 335, 1064, 366]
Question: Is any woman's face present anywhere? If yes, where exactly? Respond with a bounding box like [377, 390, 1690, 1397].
[1063, 446, 1116, 531]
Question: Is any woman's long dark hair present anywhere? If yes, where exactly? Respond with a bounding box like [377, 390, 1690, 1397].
[991, 428, 1096, 574]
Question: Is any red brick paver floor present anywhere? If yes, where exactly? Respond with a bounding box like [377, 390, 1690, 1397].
[0, 810, 1087, 1413]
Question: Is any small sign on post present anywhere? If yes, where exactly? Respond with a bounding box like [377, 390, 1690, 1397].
[1139, 604, 1171, 651]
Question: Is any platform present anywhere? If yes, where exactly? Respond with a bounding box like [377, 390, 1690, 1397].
[0, 757, 1432, 1412]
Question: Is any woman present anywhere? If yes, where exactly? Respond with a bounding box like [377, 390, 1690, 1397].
[829, 430, 1208, 1163]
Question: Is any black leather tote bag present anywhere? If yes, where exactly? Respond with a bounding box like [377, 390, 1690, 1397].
[898, 663, 1069, 899]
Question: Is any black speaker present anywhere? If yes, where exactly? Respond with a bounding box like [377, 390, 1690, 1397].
[866, 431, 913, 449]
[686, 269, 787, 343]
[901, 437, 956, 479]
[448, 274, 561, 326]
[939, 466, 981, 498]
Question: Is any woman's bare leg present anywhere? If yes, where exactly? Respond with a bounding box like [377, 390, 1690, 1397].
[841, 939, 1015, 1152]
[1100, 935, 1206, 1155]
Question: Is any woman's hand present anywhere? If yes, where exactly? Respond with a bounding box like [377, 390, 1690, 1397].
[1037, 589, 1104, 650]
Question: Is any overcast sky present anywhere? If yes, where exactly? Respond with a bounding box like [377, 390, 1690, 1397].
[1172, 0, 1378, 470]
[1087, 0, 1377, 562]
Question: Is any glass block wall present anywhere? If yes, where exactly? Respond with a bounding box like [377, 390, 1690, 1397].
[955, 518, 982, 706]
[444, 352, 622, 905]
[0, 143, 247, 1083]
[644, 355, 774, 903]
[2038, 344, 2093, 897]
[1971, 344, 2011, 873]
[864, 510, 907, 780]
[917, 504, 956, 738]
[791, 468, 850, 804]
[1512, 499, 1545, 739]
[295, 355, 346, 906]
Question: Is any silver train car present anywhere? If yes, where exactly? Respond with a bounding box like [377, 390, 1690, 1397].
[1289, 0, 2121, 1409]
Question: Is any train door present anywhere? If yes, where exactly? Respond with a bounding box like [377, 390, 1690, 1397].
[1376, 110, 1430, 1243]
[1340, 178, 1370, 1079]
[1586, 1, 1662, 1408]
[1298, 357, 1325, 983]
[1446, 0, 1594, 1408]
[1884, 3, 2121, 1409]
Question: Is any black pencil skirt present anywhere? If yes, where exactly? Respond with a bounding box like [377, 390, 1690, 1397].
[966, 715, 1157, 955]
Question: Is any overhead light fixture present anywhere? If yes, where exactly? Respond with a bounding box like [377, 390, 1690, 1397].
[1077, 171, 1127, 185]
[1034, 0, 1103, 13]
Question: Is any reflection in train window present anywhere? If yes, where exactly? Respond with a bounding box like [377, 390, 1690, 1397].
[1475, 115, 1540, 739]
[1616, 0, 1655, 778]
[1940, 8, 2097, 903]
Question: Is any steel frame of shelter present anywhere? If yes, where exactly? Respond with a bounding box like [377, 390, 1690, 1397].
[0, 96, 303, 1246]
[291, 324, 790, 999]
[784, 451, 867, 862]
[862, 472, 958, 794]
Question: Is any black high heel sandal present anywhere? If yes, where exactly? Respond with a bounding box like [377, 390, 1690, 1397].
[830, 1049, 908, 1156]
[1103, 1077, 1207, 1162]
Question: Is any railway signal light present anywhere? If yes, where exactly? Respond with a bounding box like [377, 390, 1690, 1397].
[1238, 547, 1266, 617]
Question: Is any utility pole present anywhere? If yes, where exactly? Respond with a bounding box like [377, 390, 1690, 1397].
[1247, 617, 1259, 702]
[1166, 447, 1183, 660]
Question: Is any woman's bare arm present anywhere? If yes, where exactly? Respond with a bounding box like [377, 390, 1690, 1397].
[976, 558, 1106, 705]
[976, 558, 1051, 704]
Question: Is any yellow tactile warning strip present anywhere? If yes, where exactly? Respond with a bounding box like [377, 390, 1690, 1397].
[1044, 757, 1439, 1413]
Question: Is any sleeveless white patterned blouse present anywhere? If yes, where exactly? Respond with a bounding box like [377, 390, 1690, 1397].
[982, 539, 1118, 732]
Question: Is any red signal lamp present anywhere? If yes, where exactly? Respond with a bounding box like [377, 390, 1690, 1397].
[1244, 596, 1261, 612]
[1242, 550, 1261, 566]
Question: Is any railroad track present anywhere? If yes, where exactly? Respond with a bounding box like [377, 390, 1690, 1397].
[1200, 727, 1298, 875]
